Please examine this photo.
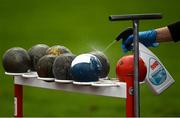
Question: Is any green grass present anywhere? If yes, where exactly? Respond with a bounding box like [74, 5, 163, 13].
[0, 0, 180, 116]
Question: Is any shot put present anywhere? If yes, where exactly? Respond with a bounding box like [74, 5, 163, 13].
[90, 51, 110, 78]
[28, 44, 49, 71]
[37, 55, 57, 78]
[70, 54, 102, 82]
[116, 55, 147, 82]
[53, 53, 76, 80]
[2, 47, 31, 73]
[47, 45, 71, 56]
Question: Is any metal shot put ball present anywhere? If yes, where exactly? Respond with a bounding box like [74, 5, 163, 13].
[28, 44, 49, 71]
[53, 53, 76, 80]
[37, 55, 57, 78]
[46, 45, 72, 56]
[90, 51, 110, 78]
[2, 47, 31, 73]
[70, 54, 102, 82]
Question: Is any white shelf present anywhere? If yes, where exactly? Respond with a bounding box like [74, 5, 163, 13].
[12, 75, 126, 98]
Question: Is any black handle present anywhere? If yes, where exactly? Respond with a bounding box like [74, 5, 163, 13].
[109, 13, 162, 21]
[116, 28, 133, 50]
[116, 27, 133, 41]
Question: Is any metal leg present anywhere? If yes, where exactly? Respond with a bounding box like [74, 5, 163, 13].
[133, 20, 140, 117]
[14, 84, 23, 117]
[125, 77, 134, 117]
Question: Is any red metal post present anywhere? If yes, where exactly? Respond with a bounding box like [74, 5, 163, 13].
[125, 77, 134, 117]
[14, 84, 23, 117]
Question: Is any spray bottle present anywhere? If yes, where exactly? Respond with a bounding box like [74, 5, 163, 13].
[115, 28, 175, 95]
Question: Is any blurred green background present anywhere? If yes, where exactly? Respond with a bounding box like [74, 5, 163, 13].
[0, 0, 180, 117]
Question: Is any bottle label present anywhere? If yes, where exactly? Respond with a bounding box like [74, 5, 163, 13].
[148, 57, 167, 85]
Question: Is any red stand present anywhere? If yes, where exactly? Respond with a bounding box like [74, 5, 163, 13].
[125, 77, 134, 117]
[14, 84, 23, 117]
[12, 76, 132, 117]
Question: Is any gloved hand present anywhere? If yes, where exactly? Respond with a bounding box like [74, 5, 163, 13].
[122, 30, 159, 52]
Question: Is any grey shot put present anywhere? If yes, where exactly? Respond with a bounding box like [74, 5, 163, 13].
[28, 44, 49, 71]
[37, 55, 57, 78]
[53, 53, 76, 80]
[90, 51, 110, 78]
[2, 47, 31, 73]
[47, 45, 72, 56]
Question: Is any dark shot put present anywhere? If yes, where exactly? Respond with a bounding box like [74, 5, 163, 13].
[28, 44, 49, 71]
[37, 55, 57, 78]
[53, 53, 76, 80]
[2, 47, 31, 73]
[47, 45, 71, 56]
[90, 51, 110, 78]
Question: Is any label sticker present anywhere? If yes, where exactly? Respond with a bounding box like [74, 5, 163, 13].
[14, 97, 17, 116]
[148, 58, 167, 85]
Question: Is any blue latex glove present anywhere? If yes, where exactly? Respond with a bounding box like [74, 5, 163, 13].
[122, 30, 159, 52]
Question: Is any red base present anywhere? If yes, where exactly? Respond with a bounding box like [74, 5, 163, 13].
[14, 84, 23, 117]
[125, 77, 134, 117]
[13, 77, 133, 117]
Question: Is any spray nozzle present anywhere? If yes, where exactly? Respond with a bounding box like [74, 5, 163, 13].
[115, 28, 134, 51]
[115, 27, 133, 41]
[103, 28, 133, 52]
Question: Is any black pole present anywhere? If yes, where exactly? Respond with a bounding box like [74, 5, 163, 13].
[133, 19, 140, 117]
